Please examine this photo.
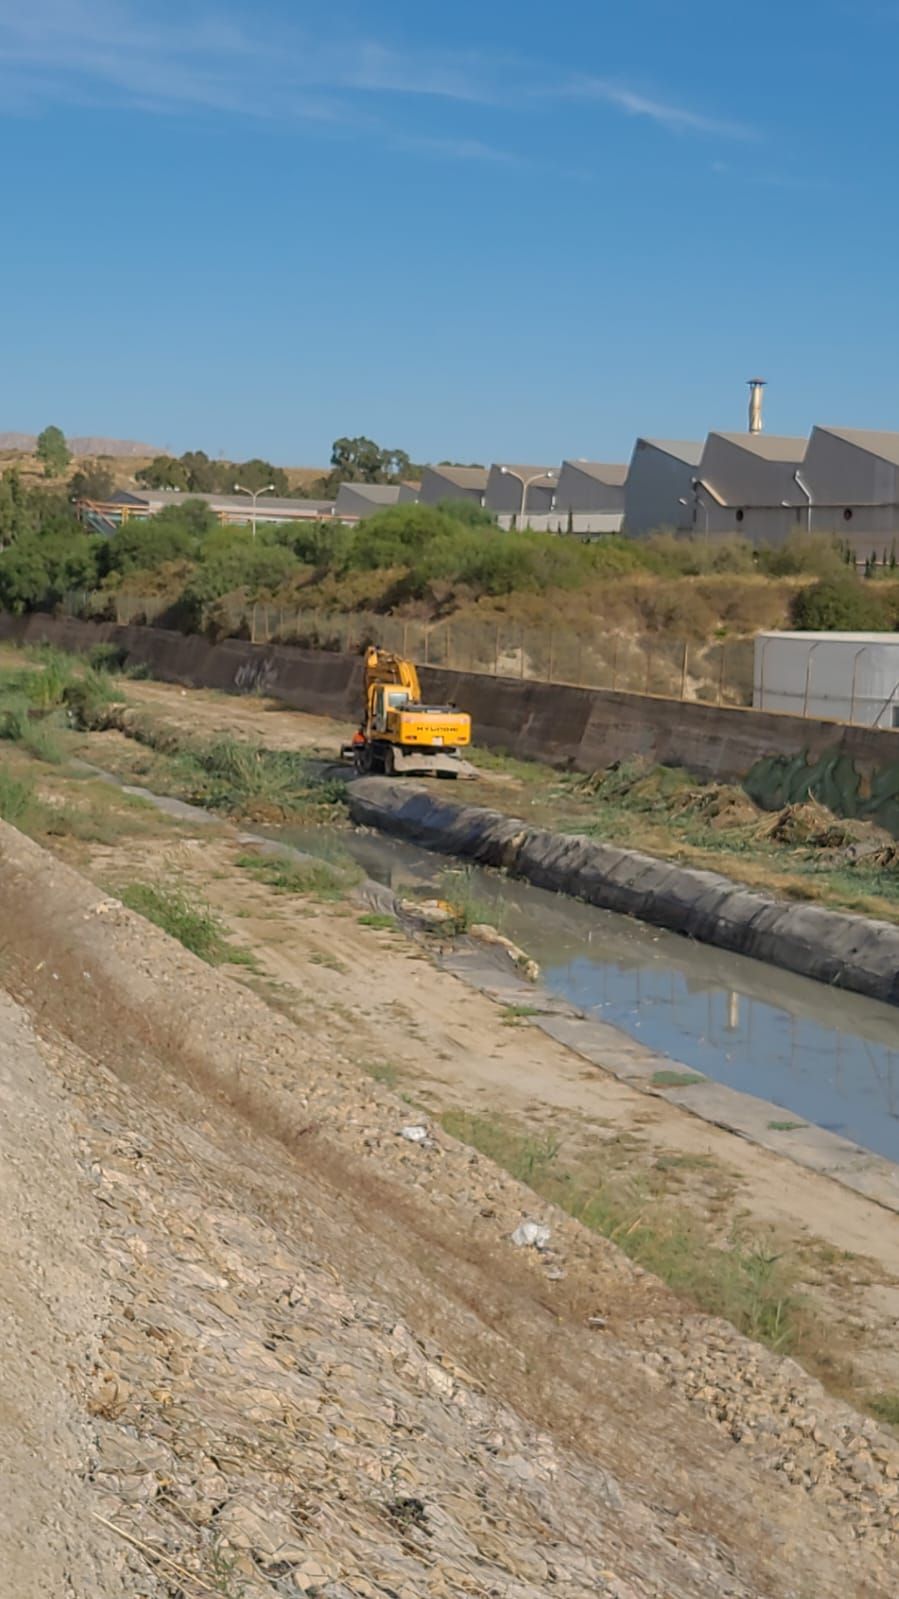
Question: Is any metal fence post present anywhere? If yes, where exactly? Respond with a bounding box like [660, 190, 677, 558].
[548, 628, 555, 683]
[680, 640, 689, 701]
[612, 640, 619, 691]
[494, 625, 500, 676]
[717, 645, 727, 705]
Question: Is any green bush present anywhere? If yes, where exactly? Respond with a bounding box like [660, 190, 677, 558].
[347, 503, 464, 570]
[791, 576, 895, 631]
[757, 532, 847, 579]
[101, 513, 200, 575]
[183, 539, 299, 608]
[435, 498, 496, 527]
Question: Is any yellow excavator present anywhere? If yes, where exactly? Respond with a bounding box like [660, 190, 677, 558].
[344, 646, 472, 778]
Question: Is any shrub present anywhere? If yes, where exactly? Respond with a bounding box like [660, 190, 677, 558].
[791, 576, 895, 631]
[757, 532, 847, 579]
[347, 503, 464, 570]
[435, 498, 496, 527]
[102, 516, 198, 576]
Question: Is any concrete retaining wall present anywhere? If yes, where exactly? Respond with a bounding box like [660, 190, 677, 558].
[4, 611, 899, 799]
[348, 779, 899, 1008]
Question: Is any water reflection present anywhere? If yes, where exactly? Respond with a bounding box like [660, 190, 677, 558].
[281, 824, 899, 1162]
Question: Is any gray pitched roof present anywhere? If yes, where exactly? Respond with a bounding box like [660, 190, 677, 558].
[814, 427, 899, 467]
[710, 432, 807, 462]
[637, 439, 704, 466]
[335, 482, 402, 503]
[428, 465, 488, 489]
[561, 460, 629, 485]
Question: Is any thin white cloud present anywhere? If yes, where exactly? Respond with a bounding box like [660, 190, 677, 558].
[565, 77, 756, 140]
[0, 0, 758, 159]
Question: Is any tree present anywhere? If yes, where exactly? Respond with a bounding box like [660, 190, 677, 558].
[179, 450, 224, 493]
[102, 516, 199, 576]
[319, 436, 417, 496]
[136, 455, 190, 490]
[233, 458, 289, 496]
[69, 460, 115, 502]
[0, 538, 50, 612]
[0, 467, 33, 547]
[36, 425, 70, 478]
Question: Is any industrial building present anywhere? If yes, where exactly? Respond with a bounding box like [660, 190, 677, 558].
[623, 439, 703, 536]
[418, 465, 488, 506]
[553, 460, 627, 517]
[800, 428, 899, 550]
[690, 432, 808, 544]
[332, 482, 417, 519]
[484, 464, 558, 519]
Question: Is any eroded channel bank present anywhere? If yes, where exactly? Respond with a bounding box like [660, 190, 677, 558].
[348, 779, 899, 1008]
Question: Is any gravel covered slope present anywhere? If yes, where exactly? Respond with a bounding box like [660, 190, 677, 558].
[1, 817, 897, 1596]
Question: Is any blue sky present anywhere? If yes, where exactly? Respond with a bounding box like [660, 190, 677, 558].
[2, 0, 897, 465]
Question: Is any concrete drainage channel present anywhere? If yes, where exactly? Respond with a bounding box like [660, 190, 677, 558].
[82, 762, 899, 1211]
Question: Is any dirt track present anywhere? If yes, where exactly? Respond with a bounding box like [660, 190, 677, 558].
[2, 814, 899, 1596]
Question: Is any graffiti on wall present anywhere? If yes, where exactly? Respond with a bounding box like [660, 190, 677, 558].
[234, 655, 278, 697]
[746, 747, 899, 837]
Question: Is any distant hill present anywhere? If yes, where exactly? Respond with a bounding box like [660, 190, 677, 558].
[0, 433, 159, 457]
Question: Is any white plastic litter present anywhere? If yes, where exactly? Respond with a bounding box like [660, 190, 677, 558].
[401, 1125, 429, 1144]
[511, 1221, 551, 1250]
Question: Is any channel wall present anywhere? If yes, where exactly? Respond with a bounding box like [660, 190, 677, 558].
[4, 612, 899, 798]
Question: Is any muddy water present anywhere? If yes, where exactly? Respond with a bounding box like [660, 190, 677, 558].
[279, 822, 899, 1164]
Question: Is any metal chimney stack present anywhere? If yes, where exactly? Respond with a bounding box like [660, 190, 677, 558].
[747, 377, 766, 434]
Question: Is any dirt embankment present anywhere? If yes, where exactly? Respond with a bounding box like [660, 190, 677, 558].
[2, 816, 899, 1597]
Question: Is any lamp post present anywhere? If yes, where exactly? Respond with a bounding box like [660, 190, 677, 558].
[499, 466, 557, 528]
[234, 481, 275, 538]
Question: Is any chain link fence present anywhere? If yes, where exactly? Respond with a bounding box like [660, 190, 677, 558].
[66, 590, 755, 707]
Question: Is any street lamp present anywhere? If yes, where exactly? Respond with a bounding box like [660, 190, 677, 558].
[499, 465, 557, 528]
[234, 481, 275, 538]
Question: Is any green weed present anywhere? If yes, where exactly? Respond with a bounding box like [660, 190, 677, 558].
[18, 718, 66, 764]
[236, 849, 357, 900]
[119, 880, 248, 964]
[364, 1060, 399, 1086]
[358, 911, 398, 931]
[439, 1109, 804, 1356]
[62, 667, 118, 728]
[768, 1119, 807, 1132]
[868, 1391, 899, 1427]
[651, 1070, 704, 1089]
[308, 950, 346, 971]
[501, 1003, 542, 1024]
[436, 865, 500, 933]
[0, 768, 35, 826]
